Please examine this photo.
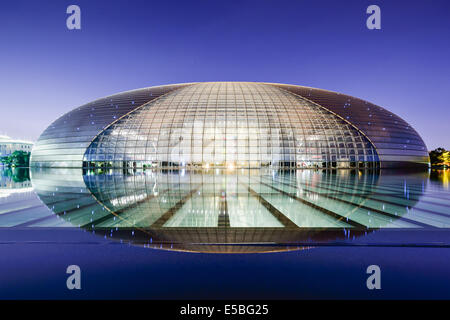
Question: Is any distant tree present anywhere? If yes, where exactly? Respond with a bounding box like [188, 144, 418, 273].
[0, 151, 30, 167]
[429, 148, 449, 167]
[438, 151, 450, 166]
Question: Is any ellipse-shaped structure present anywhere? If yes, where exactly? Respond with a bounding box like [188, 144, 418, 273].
[31, 82, 429, 169]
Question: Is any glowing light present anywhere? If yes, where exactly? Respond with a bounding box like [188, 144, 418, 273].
[0, 187, 34, 199]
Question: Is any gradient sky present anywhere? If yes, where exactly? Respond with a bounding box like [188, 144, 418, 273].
[0, 0, 449, 149]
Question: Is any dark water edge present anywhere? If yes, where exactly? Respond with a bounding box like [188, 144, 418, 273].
[1, 167, 450, 299]
[0, 236, 449, 299]
[0, 228, 450, 299]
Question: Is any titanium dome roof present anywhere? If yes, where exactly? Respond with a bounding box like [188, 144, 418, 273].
[31, 82, 429, 169]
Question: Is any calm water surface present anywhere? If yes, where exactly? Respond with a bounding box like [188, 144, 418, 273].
[3, 167, 450, 250]
[0, 166, 449, 298]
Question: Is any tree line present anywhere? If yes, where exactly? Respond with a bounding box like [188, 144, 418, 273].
[0, 151, 31, 167]
[429, 148, 449, 167]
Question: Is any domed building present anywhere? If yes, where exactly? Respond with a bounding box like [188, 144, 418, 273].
[30, 82, 429, 169]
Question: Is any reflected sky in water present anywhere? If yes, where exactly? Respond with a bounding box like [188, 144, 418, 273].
[1, 166, 449, 253]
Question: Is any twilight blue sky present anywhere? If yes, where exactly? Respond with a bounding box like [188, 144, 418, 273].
[0, 0, 449, 149]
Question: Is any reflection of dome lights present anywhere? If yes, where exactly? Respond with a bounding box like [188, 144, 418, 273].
[30, 162, 437, 253]
[110, 193, 147, 207]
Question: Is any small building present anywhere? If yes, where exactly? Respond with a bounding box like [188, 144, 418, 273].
[0, 135, 34, 158]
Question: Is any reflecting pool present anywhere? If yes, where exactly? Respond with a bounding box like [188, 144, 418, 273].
[1, 166, 449, 253]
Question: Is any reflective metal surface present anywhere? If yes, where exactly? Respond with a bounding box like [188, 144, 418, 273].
[273, 83, 429, 166]
[30, 82, 429, 169]
[30, 84, 190, 167]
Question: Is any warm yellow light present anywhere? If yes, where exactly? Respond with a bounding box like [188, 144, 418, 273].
[441, 169, 449, 189]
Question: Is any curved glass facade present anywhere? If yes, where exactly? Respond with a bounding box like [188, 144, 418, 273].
[83, 82, 379, 169]
[272, 83, 429, 167]
[30, 84, 189, 167]
[30, 82, 429, 169]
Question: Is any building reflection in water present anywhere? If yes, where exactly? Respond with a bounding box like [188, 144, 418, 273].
[28, 166, 450, 253]
[0, 167, 33, 199]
